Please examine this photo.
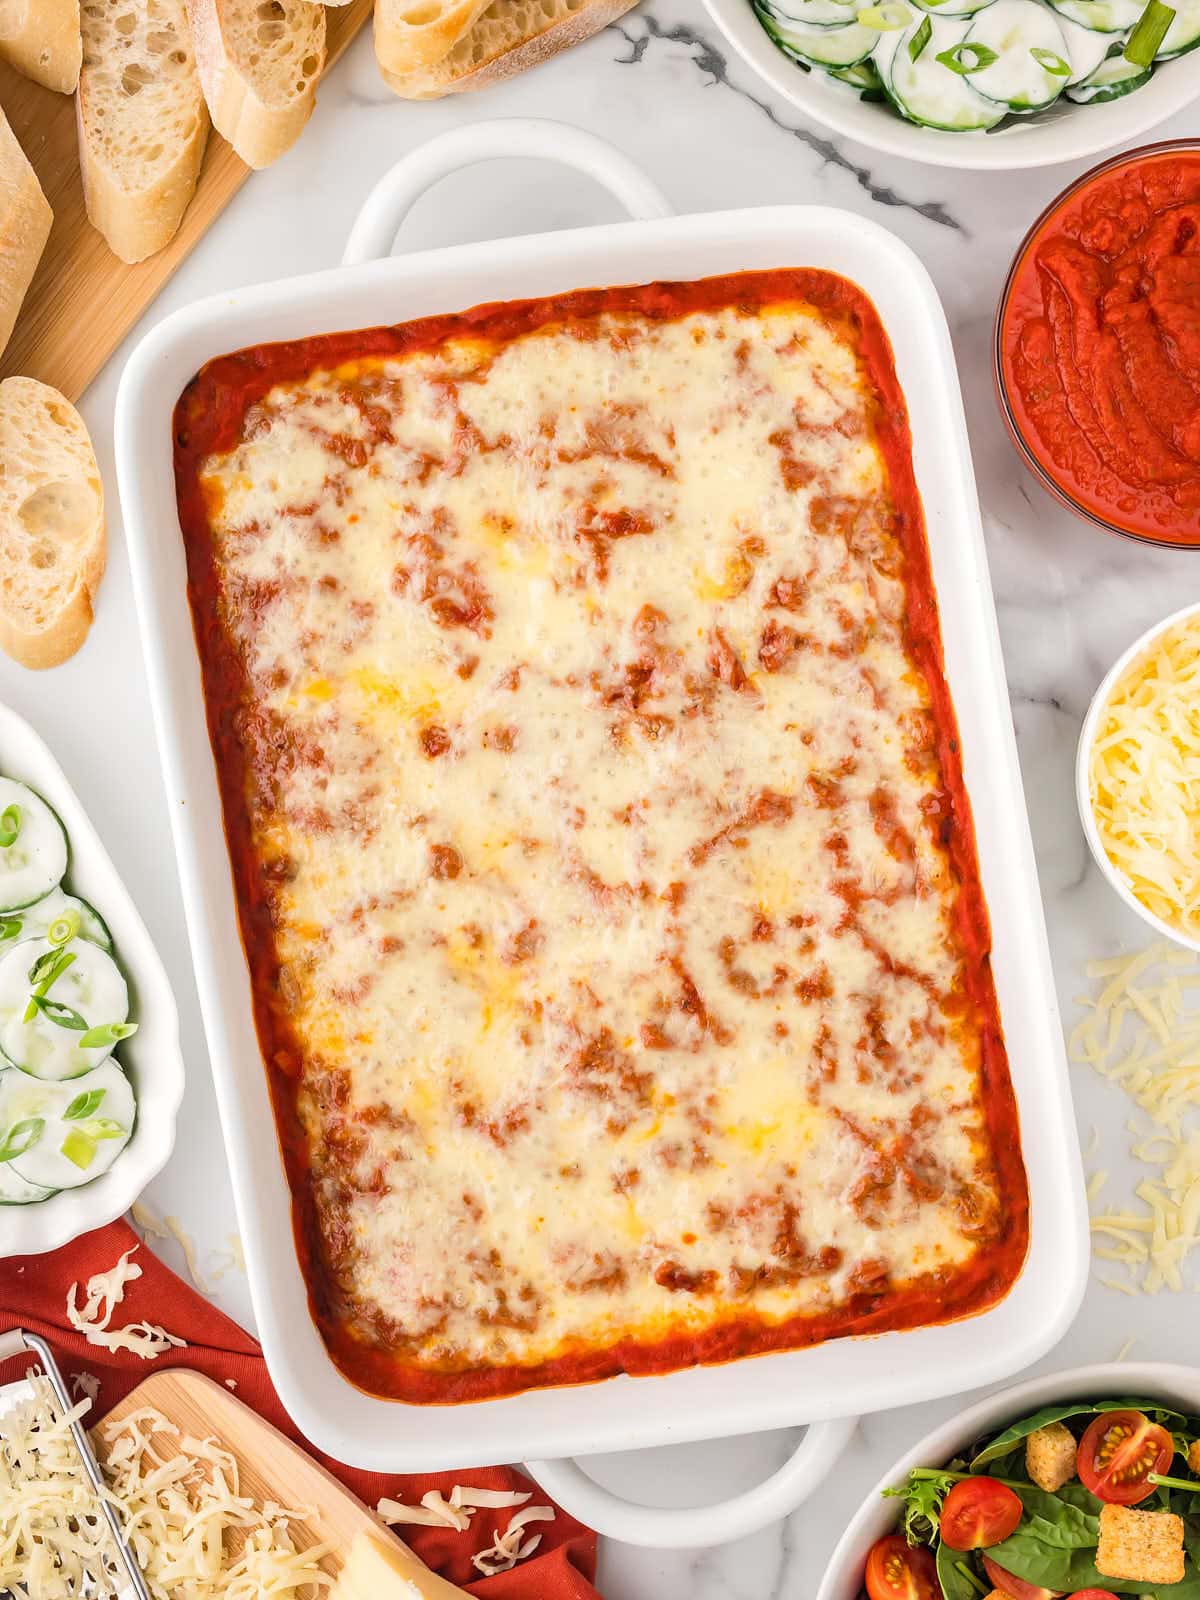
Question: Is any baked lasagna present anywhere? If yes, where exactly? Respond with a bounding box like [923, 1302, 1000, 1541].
[174, 269, 1029, 1403]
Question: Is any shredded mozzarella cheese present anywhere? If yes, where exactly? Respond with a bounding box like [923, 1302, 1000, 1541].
[1071, 941, 1200, 1292]
[1089, 615, 1200, 939]
[472, 1505, 556, 1576]
[0, 1378, 333, 1599]
[376, 1484, 532, 1533]
[66, 1248, 186, 1359]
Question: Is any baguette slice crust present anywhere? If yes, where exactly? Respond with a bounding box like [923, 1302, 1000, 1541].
[374, 0, 492, 75]
[0, 378, 106, 670]
[0, 0, 83, 91]
[0, 107, 52, 359]
[187, 0, 325, 170]
[381, 0, 638, 98]
[77, 0, 210, 264]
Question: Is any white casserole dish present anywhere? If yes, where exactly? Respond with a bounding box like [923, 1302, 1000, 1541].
[115, 119, 1087, 1547]
[817, 1361, 1200, 1599]
[0, 703, 184, 1257]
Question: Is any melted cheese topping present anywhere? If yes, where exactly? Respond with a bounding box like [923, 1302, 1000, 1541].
[194, 296, 1007, 1384]
[1089, 614, 1200, 940]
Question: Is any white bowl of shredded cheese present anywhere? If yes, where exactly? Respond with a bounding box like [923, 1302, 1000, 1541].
[1078, 601, 1200, 952]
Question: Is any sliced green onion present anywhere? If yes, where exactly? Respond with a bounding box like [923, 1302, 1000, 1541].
[0, 917, 22, 943]
[936, 40, 999, 70]
[1030, 45, 1071, 72]
[78, 1021, 137, 1051]
[0, 805, 22, 850]
[858, 2, 911, 27]
[74, 1117, 125, 1141]
[0, 1117, 44, 1163]
[1149, 1472, 1200, 1493]
[47, 910, 80, 948]
[30, 996, 88, 1031]
[1124, 0, 1174, 63]
[28, 946, 73, 990]
[909, 14, 933, 57]
[61, 1129, 96, 1170]
[64, 1088, 106, 1120]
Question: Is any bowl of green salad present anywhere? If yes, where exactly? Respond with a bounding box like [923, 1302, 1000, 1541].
[819, 1363, 1200, 1599]
[702, 0, 1200, 170]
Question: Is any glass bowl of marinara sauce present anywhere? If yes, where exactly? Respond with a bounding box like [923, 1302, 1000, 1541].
[995, 140, 1200, 549]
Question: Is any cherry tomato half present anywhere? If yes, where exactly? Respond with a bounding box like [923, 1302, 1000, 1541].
[1077, 1410, 1174, 1505]
[1067, 1591, 1120, 1599]
[864, 1535, 939, 1600]
[982, 1555, 1064, 1599]
[939, 1477, 1024, 1550]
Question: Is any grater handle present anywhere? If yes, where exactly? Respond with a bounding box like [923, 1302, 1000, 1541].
[0, 1328, 26, 1363]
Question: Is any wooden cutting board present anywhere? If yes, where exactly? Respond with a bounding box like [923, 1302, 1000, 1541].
[0, 0, 373, 402]
[96, 1367, 387, 1582]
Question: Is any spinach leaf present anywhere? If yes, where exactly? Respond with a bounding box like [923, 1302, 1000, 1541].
[972, 1399, 1198, 1469]
[935, 1542, 985, 1599]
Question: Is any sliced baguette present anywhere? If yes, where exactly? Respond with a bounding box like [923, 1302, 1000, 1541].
[0, 107, 52, 360]
[0, 0, 83, 92]
[77, 0, 210, 264]
[381, 0, 638, 98]
[0, 378, 106, 670]
[186, 0, 326, 170]
[374, 0, 492, 76]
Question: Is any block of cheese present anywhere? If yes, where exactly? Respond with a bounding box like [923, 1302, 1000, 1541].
[333, 1533, 472, 1600]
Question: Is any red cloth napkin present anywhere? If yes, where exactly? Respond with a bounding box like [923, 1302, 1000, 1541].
[0, 1219, 599, 1597]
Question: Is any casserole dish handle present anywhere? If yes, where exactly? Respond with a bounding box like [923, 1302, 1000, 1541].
[525, 1415, 858, 1548]
[342, 118, 673, 267]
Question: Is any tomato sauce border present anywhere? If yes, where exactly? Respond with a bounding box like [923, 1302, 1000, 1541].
[172, 268, 1031, 1406]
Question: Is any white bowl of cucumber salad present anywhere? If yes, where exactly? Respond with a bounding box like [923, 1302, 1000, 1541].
[0, 703, 183, 1256]
[703, 0, 1199, 168]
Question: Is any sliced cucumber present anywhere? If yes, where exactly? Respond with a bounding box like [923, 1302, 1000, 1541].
[0, 1142, 54, 1205]
[829, 57, 888, 85]
[1043, 0, 1144, 31]
[964, 0, 1072, 106]
[1065, 48, 1152, 91]
[0, 888, 114, 954]
[764, 10, 881, 61]
[6, 1060, 134, 1193]
[876, 13, 1008, 126]
[1054, 11, 1121, 76]
[910, 0, 999, 22]
[0, 780, 67, 913]
[0, 936, 130, 1081]
[759, 0, 863, 27]
[1160, 0, 1200, 54]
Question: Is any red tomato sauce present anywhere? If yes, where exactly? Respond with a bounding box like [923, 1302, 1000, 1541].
[173, 270, 1029, 1404]
[999, 144, 1200, 546]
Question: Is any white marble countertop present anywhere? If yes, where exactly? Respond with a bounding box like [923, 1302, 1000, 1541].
[6, 7, 1199, 1595]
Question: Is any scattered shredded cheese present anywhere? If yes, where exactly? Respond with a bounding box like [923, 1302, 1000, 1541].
[99, 1406, 333, 1599]
[376, 1485, 552, 1573]
[376, 1483, 531, 1532]
[69, 1371, 100, 1404]
[131, 1199, 170, 1241]
[1088, 616, 1200, 940]
[165, 1213, 210, 1294]
[472, 1505, 556, 1576]
[1072, 942, 1200, 1292]
[209, 1234, 247, 1282]
[66, 1248, 187, 1359]
[0, 1378, 334, 1599]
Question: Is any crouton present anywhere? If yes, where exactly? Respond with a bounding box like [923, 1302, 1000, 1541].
[1189, 1438, 1200, 1476]
[1096, 1502, 1185, 1586]
[1025, 1421, 1077, 1492]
